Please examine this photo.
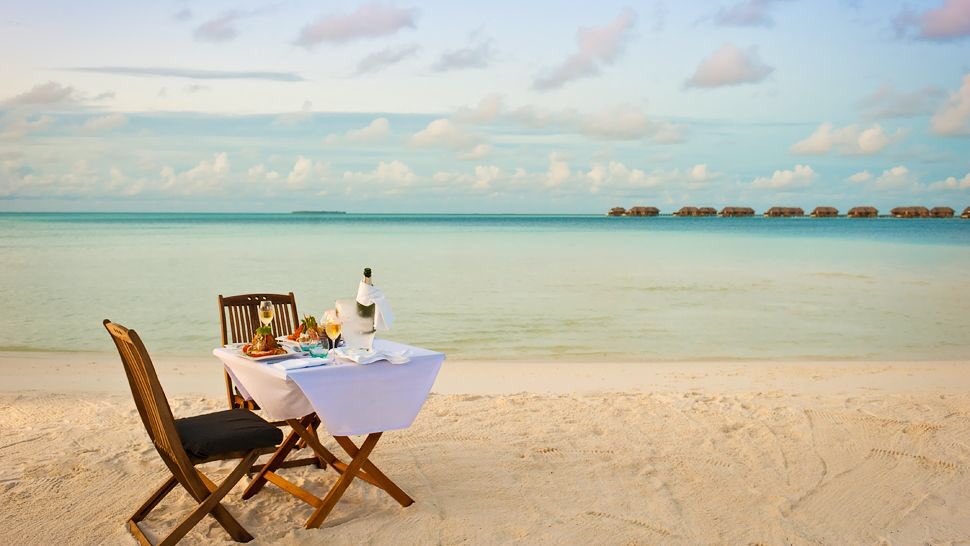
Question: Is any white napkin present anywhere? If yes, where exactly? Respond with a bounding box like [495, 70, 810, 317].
[271, 357, 327, 371]
[333, 347, 409, 365]
[356, 281, 395, 331]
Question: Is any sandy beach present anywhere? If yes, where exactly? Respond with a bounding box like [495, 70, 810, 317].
[2, 352, 969, 545]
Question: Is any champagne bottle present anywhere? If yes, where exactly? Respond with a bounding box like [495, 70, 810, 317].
[357, 267, 376, 322]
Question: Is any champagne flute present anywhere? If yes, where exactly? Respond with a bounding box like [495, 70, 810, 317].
[258, 300, 274, 327]
[323, 309, 342, 350]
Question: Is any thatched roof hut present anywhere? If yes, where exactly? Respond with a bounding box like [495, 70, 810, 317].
[962, 207, 970, 219]
[847, 206, 879, 218]
[674, 206, 716, 216]
[764, 207, 805, 217]
[626, 206, 660, 216]
[608, 207, 626, 217]
[720, 206, 755, 217]
[929, 206, 955, 218]
[891, 206, 930, 218]
[811, 206, 839, 217]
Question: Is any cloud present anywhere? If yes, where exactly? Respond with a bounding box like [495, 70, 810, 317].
[452, 94, 505, 123]
[0, 113, 55, 139]
[929, 172, 970, 190]
[578, 104, 650, 140]
[159, 152, 230, 195]
[870, 166, 915, 189]
[173, 8, 192, 22]
[750, 164, 815, 189]
[247, 164, 280, 183]
[545, 153, 571, 187]
[432, 37, 494, 72]
[713, 0, 786, 26]
[845, 170, 873, 183]
[410, 118, 486, 158]
[931, 74, 970, 135]
[286, 156, 329, 190]
[457, 143, 492, 161]
[81, 113, 128, 132]
[183, 84, 209, 94]
[893, 0, 970, 41]
[92, 91, 116, 101]
[342, 160, 418, 189]
[860, 84, 946, 119]
[533, 8, 637, 90]
[686, 44, 773, 88]
[790, 122, 905, 155]
[355, 44, 420, 74]
[4, 81, 78, 106]
[325, 117, 391, 144]
[295, 4, 417, 47]
[70, 66, 304, 81]
[275, 101, 314, 125]
[585, 162, 718, 193]
[452, 96, 681, 144]
[195, 10, 245, 42]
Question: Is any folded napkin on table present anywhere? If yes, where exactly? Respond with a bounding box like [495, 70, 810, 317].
[333, 347, 409, 365]
[271, 357, 327, 371]
[356, 281, 395, 331]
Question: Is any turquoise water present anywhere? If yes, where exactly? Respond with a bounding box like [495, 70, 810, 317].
[2, 213, 969, 361]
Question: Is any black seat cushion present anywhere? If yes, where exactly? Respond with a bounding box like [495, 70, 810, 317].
[175, 409, 282, 460]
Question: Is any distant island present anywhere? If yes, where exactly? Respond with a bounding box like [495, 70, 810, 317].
[292, 210, 347, 215]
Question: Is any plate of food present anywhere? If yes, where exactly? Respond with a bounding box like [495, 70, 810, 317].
[279, 314, 324, 345]
[239, 326, 301, 361]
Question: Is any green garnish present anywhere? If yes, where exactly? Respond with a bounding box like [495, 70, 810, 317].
[301, 315, 318, 330]
[256, 325, 272, 336]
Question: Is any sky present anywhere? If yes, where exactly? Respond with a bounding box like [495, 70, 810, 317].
[1, 0, 969, 213]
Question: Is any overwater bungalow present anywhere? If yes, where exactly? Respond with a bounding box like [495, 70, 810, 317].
[626, 206, 660, 216]
[674, 206, 717, 216]
[929, 206, 955, 218]
[720, 206, 755, 217]
[962, 207, 970, 219]
[764, 207, 805, 217]
[891, 206, 930, 218]
[847, 206, 879, 218]
[607, 207, 626, 217]
[810, 206, 839, 217]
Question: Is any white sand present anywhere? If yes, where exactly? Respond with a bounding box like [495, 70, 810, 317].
[1, 351, 969, 545]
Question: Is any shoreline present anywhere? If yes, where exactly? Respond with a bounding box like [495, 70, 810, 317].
[3, 350, 968, 397]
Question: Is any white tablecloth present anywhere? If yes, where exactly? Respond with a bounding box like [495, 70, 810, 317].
[214, 340, 445, 436]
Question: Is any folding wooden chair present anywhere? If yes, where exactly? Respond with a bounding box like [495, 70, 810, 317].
[104, 320, 283, 545]
[218, 293, 300, 410]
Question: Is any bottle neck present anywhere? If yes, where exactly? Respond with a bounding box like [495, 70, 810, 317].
[363, 276, 373, 285]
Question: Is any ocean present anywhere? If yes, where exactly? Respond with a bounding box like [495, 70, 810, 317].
[2, 212, 969, 361]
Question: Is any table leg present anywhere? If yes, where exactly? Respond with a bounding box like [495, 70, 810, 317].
[304, 432, 382, 529]
[333, 436, 414, 507]
[241, 415, 309, 500]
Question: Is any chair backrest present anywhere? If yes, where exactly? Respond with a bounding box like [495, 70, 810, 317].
[218, 292, 300, 345]
[103, 320, 193, 476]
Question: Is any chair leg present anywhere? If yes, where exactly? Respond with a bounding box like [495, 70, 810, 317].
[128, 451, 259, 545]
[130, 476, 178, 523]
[224, 370, 236, 409]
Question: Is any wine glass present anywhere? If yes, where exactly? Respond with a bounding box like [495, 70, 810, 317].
[258, 300, 274, 327]
[323, 309, 342, 350]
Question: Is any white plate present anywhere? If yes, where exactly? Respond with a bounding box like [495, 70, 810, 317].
[233, 343, 303, 362]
